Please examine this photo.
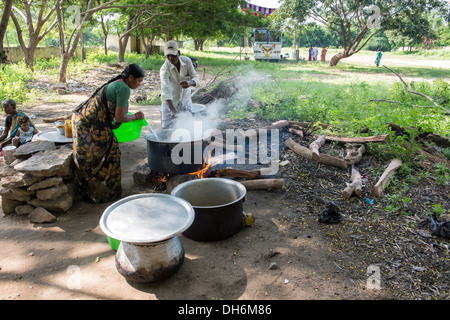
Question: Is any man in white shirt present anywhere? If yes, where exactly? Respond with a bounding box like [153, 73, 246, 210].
[159, 40, 200, 129]
[313, 46, 319, 61]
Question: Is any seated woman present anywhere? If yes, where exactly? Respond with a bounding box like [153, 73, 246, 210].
[0, 99, 37, 151]
[72, 64, 146, 203]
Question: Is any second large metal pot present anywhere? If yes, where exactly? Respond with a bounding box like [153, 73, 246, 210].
[145, 129, 209, 175]
[171, 178, 246, 242]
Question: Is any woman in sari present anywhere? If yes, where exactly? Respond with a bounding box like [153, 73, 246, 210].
[0, 99, 37, 151]
[72, 64, 145, 203]
[375, 49, 382, 67]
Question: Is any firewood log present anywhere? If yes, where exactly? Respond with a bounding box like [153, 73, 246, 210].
[372, 159, 402, 197]
[239, 120, 290, 138]
[285, 138, 312, 160]
[42, 114, 72, 123]
[309, 135, 326, 162]
[209, 168, 261, 179]
[319, 154, 348, 169]
[342, 165, 363, 199]
[210, 140, 243, 152]
[316, 134, 389, 144]
[239, 179, 284, 190]
[285, 138, 348, 169]
[288, 121, 331, 129]
[288, 127, 304, 138]
[344, 143, 366, 165]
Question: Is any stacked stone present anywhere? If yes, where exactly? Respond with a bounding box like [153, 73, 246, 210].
[0, 140, 76, 223]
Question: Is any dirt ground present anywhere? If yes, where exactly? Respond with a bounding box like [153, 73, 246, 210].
[0, 63, 449, 302]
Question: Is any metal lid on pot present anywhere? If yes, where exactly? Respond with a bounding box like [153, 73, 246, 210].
[100, 193, 195, 244]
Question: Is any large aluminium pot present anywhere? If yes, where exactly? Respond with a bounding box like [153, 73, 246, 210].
[145, 129, 210, 175]
[99, 193, 195, 283]
[171, 178, 247, 242]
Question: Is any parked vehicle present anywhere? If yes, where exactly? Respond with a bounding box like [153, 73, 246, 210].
[252, 28, 282, 62]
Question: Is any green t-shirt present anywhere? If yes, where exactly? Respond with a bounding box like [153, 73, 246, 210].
[106, 81, 130, 108]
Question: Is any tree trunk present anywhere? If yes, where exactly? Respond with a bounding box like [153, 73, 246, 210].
[80, 34, 85, 62]
[24, 46, 37, 71]
[0, 0, 13, 48]
[329, 52, 345, 66]
[101, 15, 108, 55]
[194, 38, 205, 51]
[117, 15, 134, 63]
[58, 54, 70, 84]
[104, 35, 108, 55]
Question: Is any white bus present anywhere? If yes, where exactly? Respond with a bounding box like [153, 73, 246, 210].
[252, 28, 282, 62]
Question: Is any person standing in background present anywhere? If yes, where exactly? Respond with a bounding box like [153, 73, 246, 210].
[160, 40, 200, 129]
[321, 47, 327, 62]
[375, 49, 383, 67]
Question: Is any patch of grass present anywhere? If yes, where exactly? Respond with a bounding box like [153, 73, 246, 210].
[0, 62, 34, 105]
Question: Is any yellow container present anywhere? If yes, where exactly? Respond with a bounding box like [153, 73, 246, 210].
[64, 119, 72, 138]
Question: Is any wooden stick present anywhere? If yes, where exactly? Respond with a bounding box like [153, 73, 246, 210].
[241, 120, 290, 138]
[239, 179, 285, 190]
[288, 121, 331, 129]
[209, 168, 261, 179]
[210, 140, 243, 152]
[285, 138, 312, 160]
[382, 65, 450, 114]
[372, 159, 402, 197]
[343, 165, 363, 199]
[319, 153, 348, 169]
[288, 127, 304, 138]
[42, 114, 72, 123]
[285, 138, 347, 169]
[309, 135, 326, 162]
[316, 134, 389, 144]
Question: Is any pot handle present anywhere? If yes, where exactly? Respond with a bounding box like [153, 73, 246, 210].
[166, 145, 174, 158]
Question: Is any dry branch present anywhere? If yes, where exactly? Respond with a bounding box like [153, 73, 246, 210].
[210, 140, 243, 152]
[319, 154, 348, 169]
[316, 134, 389, 144]
[343, 165, 363, 199]
[239, 179, 285, 190]
[372, 159, 402, 197]
[42, 114, 72, 123]
[309, 135, 326, 162]
[382, 65, 450, 114]
[285, 138, 312, 160]
[285, 138, 348, 169]
[209, 168, 261, 179]
[239, 120, 290, 138]
[288, 127, 304, 138]
[288, 121, 331, 129]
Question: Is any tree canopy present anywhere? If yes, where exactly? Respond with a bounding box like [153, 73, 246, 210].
[274, 0, 449, 65]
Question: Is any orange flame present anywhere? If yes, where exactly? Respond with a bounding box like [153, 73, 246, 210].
[187, 162, 211, 179]
[187, 148, 212, 179]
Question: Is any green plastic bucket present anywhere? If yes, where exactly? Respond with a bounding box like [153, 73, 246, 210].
[106, 235, 121, 251]
[113, 113, 148, 143]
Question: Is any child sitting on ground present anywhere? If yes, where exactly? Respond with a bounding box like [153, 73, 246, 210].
[12, 115, 38, 147]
